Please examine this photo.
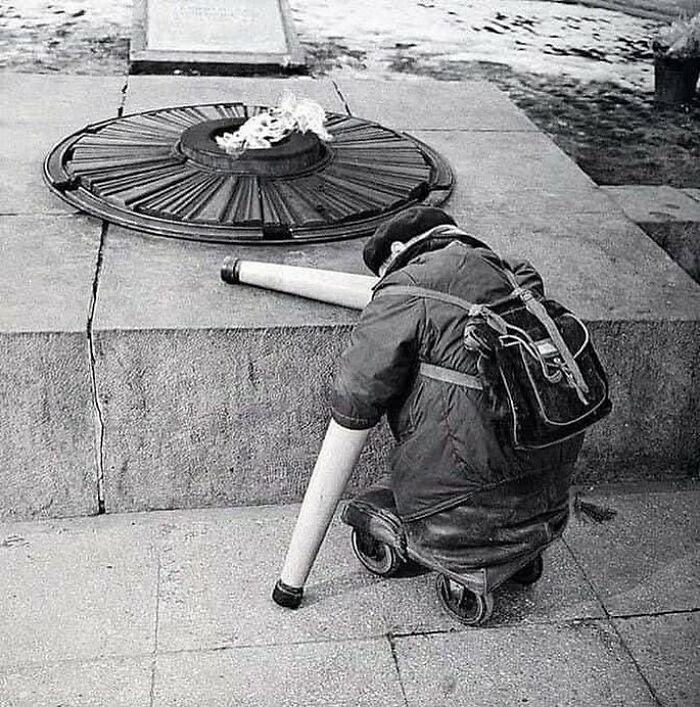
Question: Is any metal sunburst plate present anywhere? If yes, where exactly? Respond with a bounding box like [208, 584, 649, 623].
[43, 103, 454, 244]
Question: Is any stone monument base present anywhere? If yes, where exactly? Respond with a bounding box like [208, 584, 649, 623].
[2, 74, 699, 519]
[130, 0, 306, 75]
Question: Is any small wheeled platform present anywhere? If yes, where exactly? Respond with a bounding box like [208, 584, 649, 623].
[341, 487, 545, 626]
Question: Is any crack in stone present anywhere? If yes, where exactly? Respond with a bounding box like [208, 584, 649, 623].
[118, 72, 129, 118]
[331, 78, 352, 115]
[87, 221, 107, 514]
[386, 633, 409, 707]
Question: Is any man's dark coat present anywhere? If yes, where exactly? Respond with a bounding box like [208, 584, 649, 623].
[331, 232, 583, 570]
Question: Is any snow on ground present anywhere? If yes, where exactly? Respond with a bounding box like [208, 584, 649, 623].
[0, 0, 673, 88]
[288, 0, 663, 88]
[0, 1, 130, 72]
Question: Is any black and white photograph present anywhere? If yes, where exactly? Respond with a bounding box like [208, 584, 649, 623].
[1, 0, 699, 704]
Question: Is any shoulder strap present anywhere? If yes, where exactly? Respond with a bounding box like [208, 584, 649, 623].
[374, 285, 477, 313]
[376, 284, 511, 335]
[378, 281, 590, 401]
[419, 362, 483, 390]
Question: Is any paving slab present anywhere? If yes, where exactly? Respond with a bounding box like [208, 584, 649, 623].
[564, 488, 700, 616]
[0, 657, 153, 707]
[94, 225, 365, 331]
[578, 320, 699, 482]
[122, 75, 345, 114]
[92, 225, 393, 512]
[0, 215, 102, 334]
[154, 506, 387, 651]
[394, 621, 656, 707]
[152, 639, 404, 707]
[614, 613, 700, 707]
[454, 211, 700, 482]
[376, 539, 604, 636]
[638, 221, 700, 285]
[602, 185, 700, 223]
[576, 187, 700, 286]
[0, 74, 125, 215]
[1, 498, 697, 705]
[335, 78, 539, 131]
[0, 331, 99, 518]
[459, 211, 700, 320]
[0, 215, 101, 518]
[412, 129, 615, 215]
[0, 515, 159, 668]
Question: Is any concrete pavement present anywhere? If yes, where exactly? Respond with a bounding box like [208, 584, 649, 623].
[0, 483, 697, 706]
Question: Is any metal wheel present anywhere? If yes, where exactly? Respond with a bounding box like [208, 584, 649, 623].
[351, 529, 402, 577]
[511, 555, 544, 586]
[435, 574, 494, 626]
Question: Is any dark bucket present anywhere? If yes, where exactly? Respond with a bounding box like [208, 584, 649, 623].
[654, 56, 700, 105]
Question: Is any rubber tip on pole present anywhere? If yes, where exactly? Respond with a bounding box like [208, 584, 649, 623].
[220, 257, 241, 284]
[272, 579, 303, 609]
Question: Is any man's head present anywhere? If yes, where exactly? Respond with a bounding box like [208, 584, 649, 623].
[363, 206, 457, 276]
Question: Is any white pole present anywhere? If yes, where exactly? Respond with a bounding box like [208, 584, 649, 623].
[222, 257, 376, 310]
[272, 419, 371, 608]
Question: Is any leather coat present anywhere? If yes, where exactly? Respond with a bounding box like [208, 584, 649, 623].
[331, 231, 583, 570]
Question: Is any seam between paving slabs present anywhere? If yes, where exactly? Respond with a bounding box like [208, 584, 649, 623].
[0, 619, 600, 674]
[118, 72, 129, 118]
[562, 536, 664, 707]
[611, 607, 700, 620]
[386, 633, 410, 707]
[149, 556, 162, 707]
[86, 221, 107, 514]
[330, 78, 352, 115]
[5, 611, 686, 675]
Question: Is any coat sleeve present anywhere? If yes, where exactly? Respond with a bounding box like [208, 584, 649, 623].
[504, 258, 545, 297]
[330, 290, 422, 430]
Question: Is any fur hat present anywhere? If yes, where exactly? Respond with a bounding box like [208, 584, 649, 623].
[362, 206, 457, 274]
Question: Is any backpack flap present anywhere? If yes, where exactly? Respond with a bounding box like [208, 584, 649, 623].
[485, 300, 611, 449]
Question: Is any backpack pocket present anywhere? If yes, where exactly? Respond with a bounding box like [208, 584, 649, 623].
[468, 301, 611, 449]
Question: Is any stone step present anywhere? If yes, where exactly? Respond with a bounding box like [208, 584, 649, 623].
[1, 74, 699, 519]
[602, 185, 700, 284]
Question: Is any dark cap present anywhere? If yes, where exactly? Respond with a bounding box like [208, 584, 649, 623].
[362, 206, 456, 274]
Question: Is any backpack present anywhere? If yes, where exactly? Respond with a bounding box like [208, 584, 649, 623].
[381, 271, 612, 450]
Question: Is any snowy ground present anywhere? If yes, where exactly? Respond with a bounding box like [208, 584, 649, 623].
[1, 0, 698, 89]
[290, 0, 664, 88]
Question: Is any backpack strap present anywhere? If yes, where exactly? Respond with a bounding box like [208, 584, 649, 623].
[501, 271, 590, 399]
[419, 362, 483, 390]
[375, 285, 511, 335]
[375, 285, 486, 391]
[377, 280, 590, 403]
[375, 285, 476, 313]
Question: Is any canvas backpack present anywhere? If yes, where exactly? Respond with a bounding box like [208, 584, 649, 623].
[381, 270, 612, 450]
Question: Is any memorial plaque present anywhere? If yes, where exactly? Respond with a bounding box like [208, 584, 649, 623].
[131, 0, 305, 74]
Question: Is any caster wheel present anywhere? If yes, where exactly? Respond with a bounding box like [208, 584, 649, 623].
[351, 529, 402, 577]
[435, 574, 494, 626]
[511, 555, 544, 585]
